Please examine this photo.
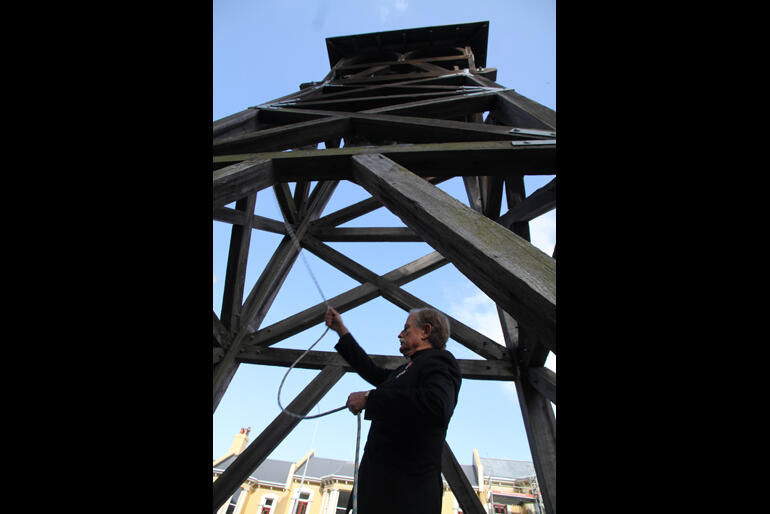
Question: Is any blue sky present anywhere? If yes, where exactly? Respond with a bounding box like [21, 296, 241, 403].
[213, 0, 555, 469]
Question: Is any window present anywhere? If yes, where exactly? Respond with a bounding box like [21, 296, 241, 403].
[260, 496, 275, 514]
[294, 491, 310, 514]
[336, 489, 351, 512]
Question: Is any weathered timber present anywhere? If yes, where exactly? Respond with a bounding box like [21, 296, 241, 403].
[293, 181, 311, 218]
[213, 140, 557, 183]
[498, 307, 555, 514]
[441, 441, 487, 514]
[480, 175, 504, 219]
[352, 153, 556, 353]
[462, 176, 484, 213]
[213, 108, 266, 140]
[309, 226, 421, 242]
[362, 90, 497, 118]
[528, 366, 556, 404]
[493, 90, 556, 131]
[300, 234, 509, 361]
[212, 207, 287, 235]
[272, 183, 298, 225]
[464, 74, 556, 130]
[241, 182, 338, 333]
[497, 177, 556, 227]
[225, 107, 550, 151]
[299, 84, 472, 104]
[334, 55, 473, 75]
[265, 74, 477, 110]
[241, 251, 448, 349]
[213, 116, 351, 155]
[212, 365, 346, 511]
[500, 173, 532, 249]
[334, 68, 467, 85]
[213, 157, 274, 208]
[213, 311, 233, 350]
[286, 90, 470, 113]
[237, 347, 515, 381]
[213, 182, 338, 411]
[220, 194, 257, 330]
[311, 196, 383, 228]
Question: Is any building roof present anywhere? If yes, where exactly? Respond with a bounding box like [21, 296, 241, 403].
[213, 455, 294, 486]
[294, 456, 356, 480]
[213, 453, 531, 488]
[479, 457, 535, 481]
[325, 21, 490, 69]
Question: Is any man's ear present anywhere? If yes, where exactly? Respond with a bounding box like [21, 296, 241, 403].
[422, 323, 432, 340]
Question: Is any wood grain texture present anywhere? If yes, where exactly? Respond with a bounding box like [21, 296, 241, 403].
[352, 153, 556, 352]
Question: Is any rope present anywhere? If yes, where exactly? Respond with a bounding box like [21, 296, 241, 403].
[270, 189, 363, 514]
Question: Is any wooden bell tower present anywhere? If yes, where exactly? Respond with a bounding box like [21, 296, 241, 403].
[212, 21, 556, 513]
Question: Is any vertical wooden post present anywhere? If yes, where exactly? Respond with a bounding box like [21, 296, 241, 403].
[220, 193, 257, 330]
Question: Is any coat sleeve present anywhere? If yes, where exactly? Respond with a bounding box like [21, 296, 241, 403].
[365, 352, 461, 428]
[334, 332, 392, 387]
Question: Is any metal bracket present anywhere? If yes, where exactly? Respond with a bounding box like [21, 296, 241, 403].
[510, 127, 557, 138]
[511, 139, 556, 146]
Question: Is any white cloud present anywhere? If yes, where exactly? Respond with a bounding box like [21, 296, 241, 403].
[448, 290, 504, 346]
[379, 6, 389, 22]
[395, 0, 408, 12]
[213, 274, 217, 284]
[529, 209, 556, 257]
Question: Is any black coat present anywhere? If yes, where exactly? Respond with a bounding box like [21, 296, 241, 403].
[335, 333, 462, 514]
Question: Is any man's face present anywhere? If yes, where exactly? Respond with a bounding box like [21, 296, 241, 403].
[398, 313, 431, 357]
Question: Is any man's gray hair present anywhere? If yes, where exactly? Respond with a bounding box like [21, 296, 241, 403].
[409, 307, 451, 350]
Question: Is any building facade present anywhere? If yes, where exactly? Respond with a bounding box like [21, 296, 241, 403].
[214, 429, 543, 514]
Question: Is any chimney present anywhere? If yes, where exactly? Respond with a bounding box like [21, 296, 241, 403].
[229, 427, 251, 455]
[473, 449, 486, 498]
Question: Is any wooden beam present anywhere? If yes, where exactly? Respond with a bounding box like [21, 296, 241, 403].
[213, 311, 232, 350]
[272, 183, 298, 225]
[309, 226, 421, 242]
[480, 175, 504, 219]
[213, 140, 557, 183]
[362, 90, 497, 118]
[219, 194, 257, 330]
[528, 366, 556, 404]
[498, 307, 555, 514]
[497, 177, 556, 227]
[300, 234, 510, 361]
[351, 153, 556, 353]
[213, 182, 338, 412]
[335, 68, 467, 85]
[253, 107, 552, 145]
[462, 176, 483, 213]
[212, 365, 346, 511]
[293, 181, 311, 218]
[213, 108, 265, 140]
[465, 74, 556, 130]
[213, 157, 274, 208]
[441, 441, 487, 514]
[212, 207, 287, 235]
[311, 196, 383, 228]
[241, 251, 448, 349]
[286, 90, 469, 113]
[236, 347, 515, 381]
[213, 116, 351, 155]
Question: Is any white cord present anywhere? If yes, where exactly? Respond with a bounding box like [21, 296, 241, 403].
[271, 189, 362, 514]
